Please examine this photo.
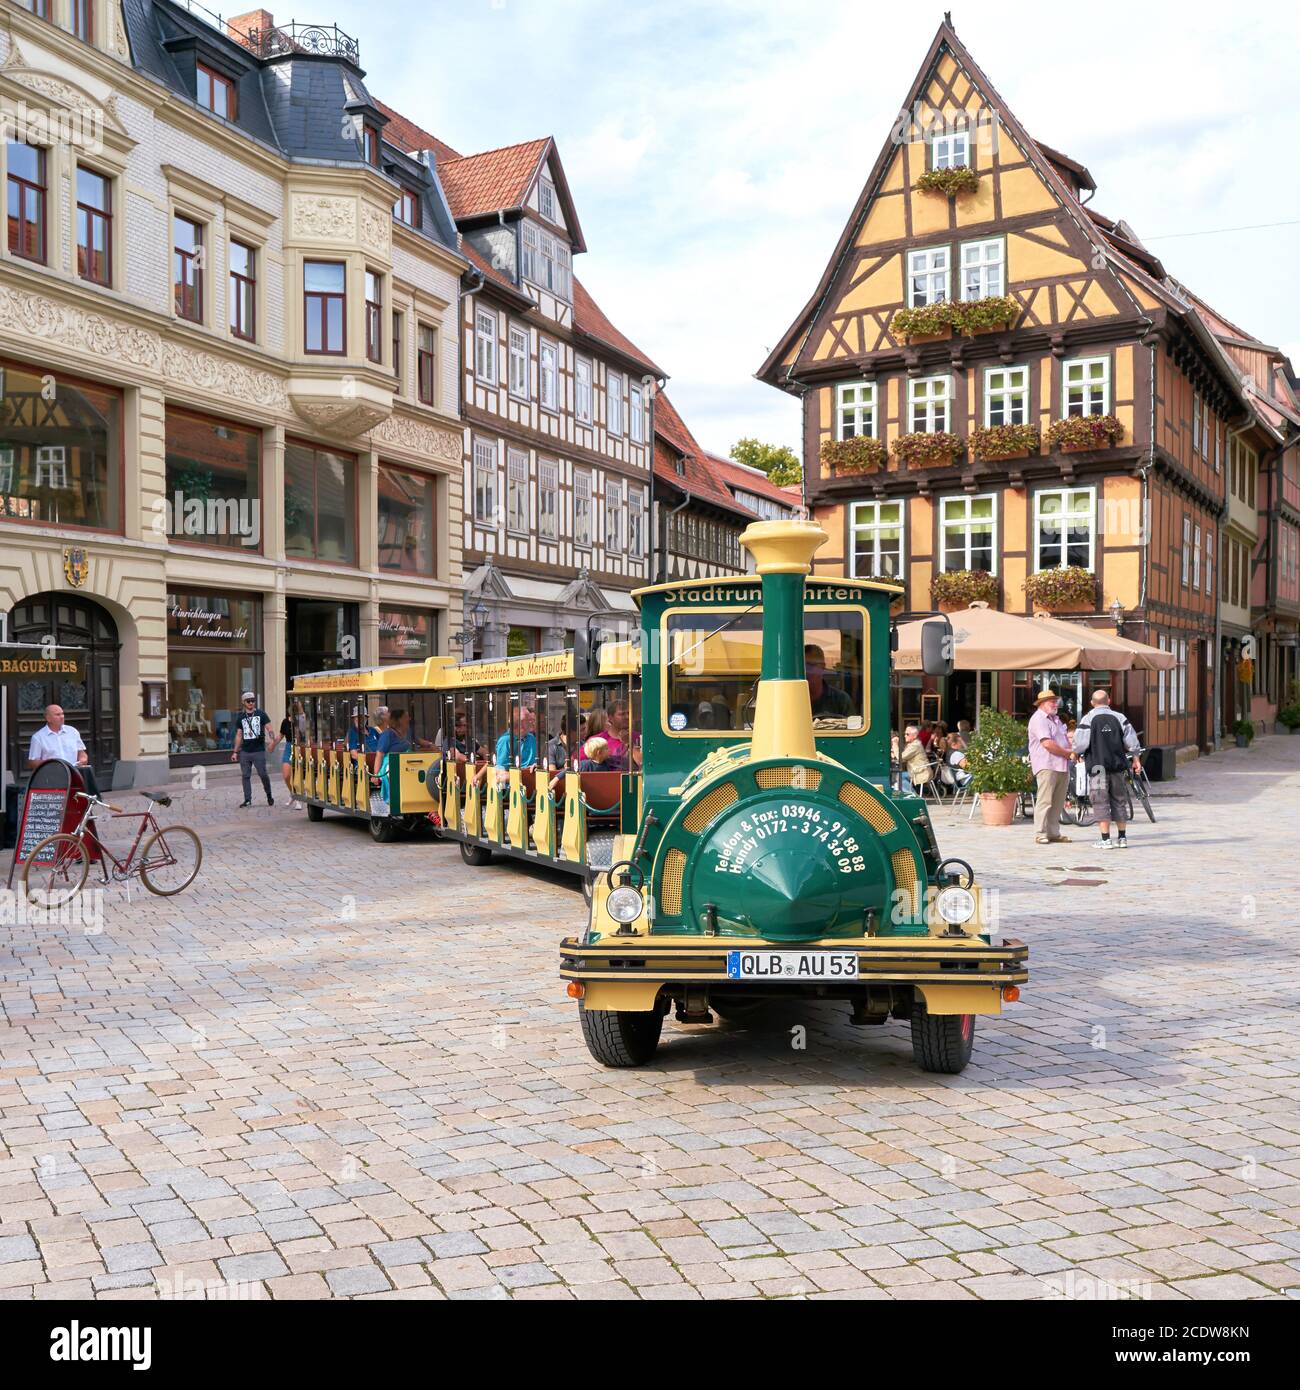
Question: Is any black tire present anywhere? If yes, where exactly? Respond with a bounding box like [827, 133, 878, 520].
[579, 1001, 663, 1067]
[910, 1008, 975, 1074]
[370, 817, 400, 843]
[1131, 774, 1156, 824]
[305, 802, 324, 823]
[459, 840, 493, 867]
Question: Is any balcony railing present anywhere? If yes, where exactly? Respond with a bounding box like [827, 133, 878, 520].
[172, 2, 361, 65]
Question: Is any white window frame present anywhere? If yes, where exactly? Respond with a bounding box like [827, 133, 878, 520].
[574, 469, 592, 550]
[1063, 357, 1110, 417]
[474, 306, 497, 386]
[575, 356, 593, 424]
[908, 374, 951, 433]
[630, 383, 645, 444]
[930, 128, 970, 169]
[538, 176, 556, 222]
[939, 493, 998, 573]
[836, 381, 877, 441]
[1033, 486, 1096, 572]
[607, 371, 624, 437]
[539, 338, 558, 412]
[984, 365, 1029, 427]
[0, 446, 14, 494]
[507, 322, 529, 400]
[605, 477, 623, 553]
[961, 238, 1004, 301]
[1205, 529, 1214, 597]
[537, 458, 559, 542]
[506, 449, 529, 536]
[521, 222, 539, 285]
[35, 445, 68, 489]
[849, 500, 905, 581]
[1182, 515, 1191, 586]
[628, 487, 646, 558]
[906, 246, 950, 307]
[1158, 635, 1167, 716]
[472, 437, 497, 525]
[1193, 523, 1202, 590]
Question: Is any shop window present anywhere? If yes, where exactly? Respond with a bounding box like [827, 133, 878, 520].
[165, 408, 261, 551]
[166, 591, 263, 763]
[284, 441, 357, 565]
[379, 608, 433, 665]
[377, 462, 436, 576]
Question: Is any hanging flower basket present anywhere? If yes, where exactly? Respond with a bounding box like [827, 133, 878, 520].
[931, 569, 998, 609]
[1023, 566, 1097, 611]
[970, 423, 1041, 461]
[915, 166, 980, 198]
[893, 430, 962, 469]
[1046, 415, 1124, 452]
[820, 436, 887, 475]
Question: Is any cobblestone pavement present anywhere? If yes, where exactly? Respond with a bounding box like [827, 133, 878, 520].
[1, 740, 1298, 1301]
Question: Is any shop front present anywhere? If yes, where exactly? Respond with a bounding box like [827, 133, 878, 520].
[167, 590, 264, 766]
[287, 599, 360, 679]
[379, 607, 434, 665]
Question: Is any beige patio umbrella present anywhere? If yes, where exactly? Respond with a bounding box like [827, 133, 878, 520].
[1028, 615, 1177, 671]
[894, 602, 1137, 672]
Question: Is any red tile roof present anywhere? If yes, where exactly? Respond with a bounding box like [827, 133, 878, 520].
[374, 100, 462, 165]
[654, 394, 750, 518]
[572, 280, 662, 376]
[437, 138, 551, 219]
[705, 452, 799, 509]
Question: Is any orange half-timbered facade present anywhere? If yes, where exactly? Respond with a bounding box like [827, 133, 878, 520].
[757, 19, 1285, 762]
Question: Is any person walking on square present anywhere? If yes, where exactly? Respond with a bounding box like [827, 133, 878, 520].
[1073, 688, 1143, 850]
[231, 692, 275, 808]
[1028, 688, 1074, 844]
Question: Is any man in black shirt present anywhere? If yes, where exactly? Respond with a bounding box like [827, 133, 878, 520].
[231, 692, 275, 808]
[805, 644, 855, 719]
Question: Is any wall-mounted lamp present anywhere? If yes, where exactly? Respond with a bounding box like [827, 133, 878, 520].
[1110, 598, 1124, 633]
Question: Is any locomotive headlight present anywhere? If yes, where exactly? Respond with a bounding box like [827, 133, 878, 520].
[936, 885, 977, 927]
[607, 886, 645, 925]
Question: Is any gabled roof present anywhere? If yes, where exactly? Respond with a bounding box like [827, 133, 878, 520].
[653, 395, 752, 520]
[572, 281, 663, 377]
[437, 137, 551, 218]
[706, 453, 799, 511]
[1033, 139, 1096, 194]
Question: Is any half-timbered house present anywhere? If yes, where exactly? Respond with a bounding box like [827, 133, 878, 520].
[757, 17, 1280, 763]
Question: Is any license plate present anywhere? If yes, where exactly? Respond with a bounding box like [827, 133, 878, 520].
[369, 796, 390, 818]
[726, 951, 859, 981]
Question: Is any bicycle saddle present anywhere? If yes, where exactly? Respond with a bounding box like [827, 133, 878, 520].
[143, 791, 173, 807]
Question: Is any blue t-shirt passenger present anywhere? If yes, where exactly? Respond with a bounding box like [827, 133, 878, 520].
[495, 730, 537, 770]
[376, 728, 412, 757]
[347, 724, 381, 752]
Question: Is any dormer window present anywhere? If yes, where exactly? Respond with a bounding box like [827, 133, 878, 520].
[393, 188, 421, 228]
[538, 176, 557, 222]
[930, 127, 970, 170]
[363, 124, 380, 167]
[197, 64, 236, 120]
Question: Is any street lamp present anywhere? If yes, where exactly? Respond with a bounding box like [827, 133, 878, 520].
[452, 599, 489, 652]
[1110, 598, 1124, 633]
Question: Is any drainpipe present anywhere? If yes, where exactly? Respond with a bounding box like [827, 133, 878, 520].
[644, 373, 666, 582]
[663, 490, 691, 583]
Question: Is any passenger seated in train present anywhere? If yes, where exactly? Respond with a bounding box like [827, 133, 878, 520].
[805, 644, 855, 719]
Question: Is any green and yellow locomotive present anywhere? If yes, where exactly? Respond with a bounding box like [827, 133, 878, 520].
[561, 518, 1027, 1074]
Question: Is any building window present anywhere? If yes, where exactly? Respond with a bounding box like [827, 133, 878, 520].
[521, 222, 538, 284]
[16, 2, 51, 16]
[575, 357, 593, 424]
[379, 607, 434, 665]
[417, 324, 437, 406]
[630, 382, 645, 443]
[75, 166, 111, 286]
[930, 127, 969, 169]
[472, 438, 497, 525]
[1034, 487, 1095, 571]
[539, 338, 558, 412]
[1063, 357, 1110, 417]
[506, 449, 529, 535]
[166, 591, 264, 764]
[378, 463, 435, 576]
[1193, 523, 1202, 590]
[228, 240, 256, 341]
[961, 239, 1004, 300]
[0, 360, 121, 531]
[71, 0, 92, 42]
[850, 500, 904, 580]
[363, 124, 380, 167]
[1205, 529, 1213, 597]
[8, 141, 47, 264]
[392, 310, 405, 393]
[607, 372, 624, 436]
[173, 214, 204, 322]
[538, 459, 559, 541]
[507, 322, 529, 399]
[540, 230, 571, 301]
[836, 382, 876, 440]
[606, 478, 624, 552]
[985, 365, 1029, 426]
[364, 271, 383, 364]
[629, 487, 646, 558]
[538, 176, 556, 222]
[197, 64, 236, 119]
[909, 375, 951, 433]
[906, 246, 949, 307]
[940, 494, 996, 573]
[164, 408, 261, 552]
[283, 442, 357, 565]
[474, 307, 497, 385]
[1181, 516, 1191, 586]
[1158, 635, 1167, 716]
[394, 188, 421, 228]
[304, 261, 346, 355]
[574, 469, 592, 549]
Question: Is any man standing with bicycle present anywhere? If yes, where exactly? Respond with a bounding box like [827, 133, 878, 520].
[1073, 689, 1143, 850]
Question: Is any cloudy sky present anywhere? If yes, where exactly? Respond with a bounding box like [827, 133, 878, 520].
[323, 0, 1300, 457]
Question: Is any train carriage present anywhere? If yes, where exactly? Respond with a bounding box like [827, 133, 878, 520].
[560, 518, 1028, 1075]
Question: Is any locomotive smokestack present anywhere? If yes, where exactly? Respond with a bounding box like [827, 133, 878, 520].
[739, 519, 828, 762]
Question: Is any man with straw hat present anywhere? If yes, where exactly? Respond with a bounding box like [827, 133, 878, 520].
[1027, 687, 1075, 845]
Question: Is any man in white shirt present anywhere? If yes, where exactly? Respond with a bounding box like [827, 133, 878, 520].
[28, 704, 98, 792]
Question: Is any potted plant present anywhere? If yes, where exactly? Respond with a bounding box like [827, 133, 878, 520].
[820, 436, 887, 475]
[1022, 566, 1097, 613]
[1233, 718, 1256, 749]
[915, 166, 980, 198]
[971, 422, 1041, 462]
[966, 707, 1034, 826]
[957, 295, 1019, 336]
[893, 430, 962, 469]
[1046, 415, 1125, 452]
[892, 302, 955, 342]
[1278, 704, 1300, 735]
[930, 569, 998, 611]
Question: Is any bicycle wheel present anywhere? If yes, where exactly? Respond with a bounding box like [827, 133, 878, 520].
[23, 834, 91, 907]
[139, 825, 203, 896]
[1130, 772, 1156, 823]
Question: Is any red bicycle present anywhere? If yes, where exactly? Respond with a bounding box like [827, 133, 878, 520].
[22, 791, 202, 907]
